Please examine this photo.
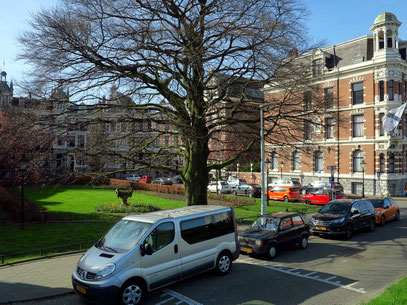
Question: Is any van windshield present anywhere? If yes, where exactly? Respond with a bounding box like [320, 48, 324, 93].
[96, 219, 152, 253]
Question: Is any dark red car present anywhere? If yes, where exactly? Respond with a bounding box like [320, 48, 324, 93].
[139, 175, 153, 183]
[303, 189, 346, 205]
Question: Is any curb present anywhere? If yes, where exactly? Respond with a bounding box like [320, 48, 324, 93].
[0, 292, 75, 305]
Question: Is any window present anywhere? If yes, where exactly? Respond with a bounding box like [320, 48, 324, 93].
[292, 216, 304, 227]
[67, 135, 76, 147]
[388, 80, 394, 101]
[164, 136, 169, 147]
[325, 117, 334, 139]
[303, 91, 312, 111]
[180, 211, 234, 244]
[292, 151, 300, 171]
[312, 58, 323, 77]
[324, 87, 334, 108]
[314, 151, 323, 172]
[352, 82, 364, 105]
[379, 113, 385, 136]
[77, 135, 85, 148]
[388, 153, 394, 173]
[379, 81, 384, 101]
[271, 152, 278, 170]
[353, 150, 364, 172]
[304, 120, 312, 140]
[352, 114, 364, 137]
[380, 153, 385, 173]
[351, 202, 360, 214]
[144, 222, 174, 253]
[279, 218, 293, 231]
[138, 122, 143, 131]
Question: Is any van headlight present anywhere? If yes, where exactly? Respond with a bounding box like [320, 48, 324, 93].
[255, 239, 264, 246]
[332, 217, 345, 224]
[95, 263, 116, 279]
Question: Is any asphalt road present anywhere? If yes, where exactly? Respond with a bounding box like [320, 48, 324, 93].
[22, 198, 407, 305]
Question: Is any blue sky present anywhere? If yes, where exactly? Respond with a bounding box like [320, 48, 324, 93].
[1, 0, 407, 95]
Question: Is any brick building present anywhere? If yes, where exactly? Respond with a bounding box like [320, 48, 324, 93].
[263, 12, 407, 196]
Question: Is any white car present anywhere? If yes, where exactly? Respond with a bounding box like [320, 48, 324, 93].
[126, 175, 141, 182]
[227, 176, 247, 188]
[208, 181, 233, 194]
[268, 179, 302, 189]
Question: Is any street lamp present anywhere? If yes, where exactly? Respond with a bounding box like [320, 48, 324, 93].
[280, 161, 284, 179]
[360, 160, 367, 198]
[237, 163, 240, 177]
[250, 163, 253, 183]
[19, 156, 29, 230]
[265, 159, 271, 206]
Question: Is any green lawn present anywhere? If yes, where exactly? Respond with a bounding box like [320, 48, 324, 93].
[0, 184, 319, 263]
[363, 277, 407, 305]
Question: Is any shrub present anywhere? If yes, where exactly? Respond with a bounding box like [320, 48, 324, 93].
[95, 202, 160, 213]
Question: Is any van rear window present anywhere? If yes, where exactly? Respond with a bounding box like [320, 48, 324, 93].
[180, 211, 234, 244]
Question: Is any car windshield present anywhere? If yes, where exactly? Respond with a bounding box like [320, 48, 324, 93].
[320, 202, 351, 215]
[251, 216, 278, 231]
[96, 219, 152, 253]
[369, 199, 384, 208]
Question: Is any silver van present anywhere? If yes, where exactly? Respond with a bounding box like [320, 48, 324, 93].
[72, 205, 240, 305]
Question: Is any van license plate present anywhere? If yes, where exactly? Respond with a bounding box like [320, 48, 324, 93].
[76, 284, 87, 295]
[316, 226, 327, 231]
[241, 247, 253, 253]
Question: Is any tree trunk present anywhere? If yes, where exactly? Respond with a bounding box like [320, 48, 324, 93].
[183, 136, 210, 206]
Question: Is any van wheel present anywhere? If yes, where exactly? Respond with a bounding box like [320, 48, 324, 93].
[120, 279, 146, 305]
[380, 215, 386, 226]
[215, 252, 232, 275]
[283, 196, 289, 202]
[395, 210, 400, 221]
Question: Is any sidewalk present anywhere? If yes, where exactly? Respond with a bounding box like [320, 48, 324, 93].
[0, 253, 82, 304]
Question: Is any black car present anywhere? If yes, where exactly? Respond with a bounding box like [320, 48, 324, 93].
[239, 212, 310, 259]
[233, 184, 262, 198]
[309, 199, 376, 239]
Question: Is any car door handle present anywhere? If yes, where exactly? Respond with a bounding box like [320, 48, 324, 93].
[174, 244, 178, 254]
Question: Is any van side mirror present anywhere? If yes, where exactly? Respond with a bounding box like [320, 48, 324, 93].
[352, 210, 360, 216]
[140, 243, 153, 256]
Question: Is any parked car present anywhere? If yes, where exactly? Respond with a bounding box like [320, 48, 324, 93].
[268, 179, 302, 189]
[366, 198, 400, 226]
[169, 175, 183, 184]
[125, 174, 141, 182]
[302, 181, 343, 194]
[233, 184, 262, 198]
[267, 186, 302, 202]
[151, 177, 173, 185]
[239, 212, 310, 259]
[309, 199, 376, 239]
[139, 175, 153, 183]
[208, 181, 233, 194]
[227, 176, 247, 188]
[303, 189, 346, 205]
[72, 206, 240, 305]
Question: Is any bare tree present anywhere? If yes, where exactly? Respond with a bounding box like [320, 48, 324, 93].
[18, 0, 319, 205]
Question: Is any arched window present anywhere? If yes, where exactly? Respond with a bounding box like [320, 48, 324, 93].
[380, 154, 385, 173]
[292, 151, 300, 171]
[388, 153, 395, 173]
[353, 150, 364, 172]
[314, 151, 323, 172]
[271, 152, 278, 170]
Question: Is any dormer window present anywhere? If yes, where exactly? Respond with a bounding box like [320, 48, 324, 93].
[312, 58, 323, 76]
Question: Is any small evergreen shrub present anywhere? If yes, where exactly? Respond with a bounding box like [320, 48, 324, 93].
[95, 202, 160, 213]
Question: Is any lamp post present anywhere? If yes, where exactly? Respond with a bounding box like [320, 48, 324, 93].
[260, 102, 274, 216]
[250, 163, 253, 183]
[280, 161, 284, 179]
[19, 156, 28, 230]
[265, 159, 271, 206]
[237, 163, 240, 177]
[360, 160, 367, 198]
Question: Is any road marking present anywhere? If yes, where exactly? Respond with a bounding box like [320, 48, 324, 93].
[239, 258, 366, 294]
[162, 289, 203, 305]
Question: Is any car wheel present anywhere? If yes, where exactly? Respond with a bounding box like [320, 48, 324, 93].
[305, 199, 311, 205]
[298, 236, 308, 249]
[120, 279, 146, 305]
[283, 196, 289, 202]
[215, 251, 232, 275]
[395, 210, 400, 221]
[345, 223, 353, 239]
[267, 244, 277, 259]
[368, 218, 376, 232]
[380, 215, 386, 226]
